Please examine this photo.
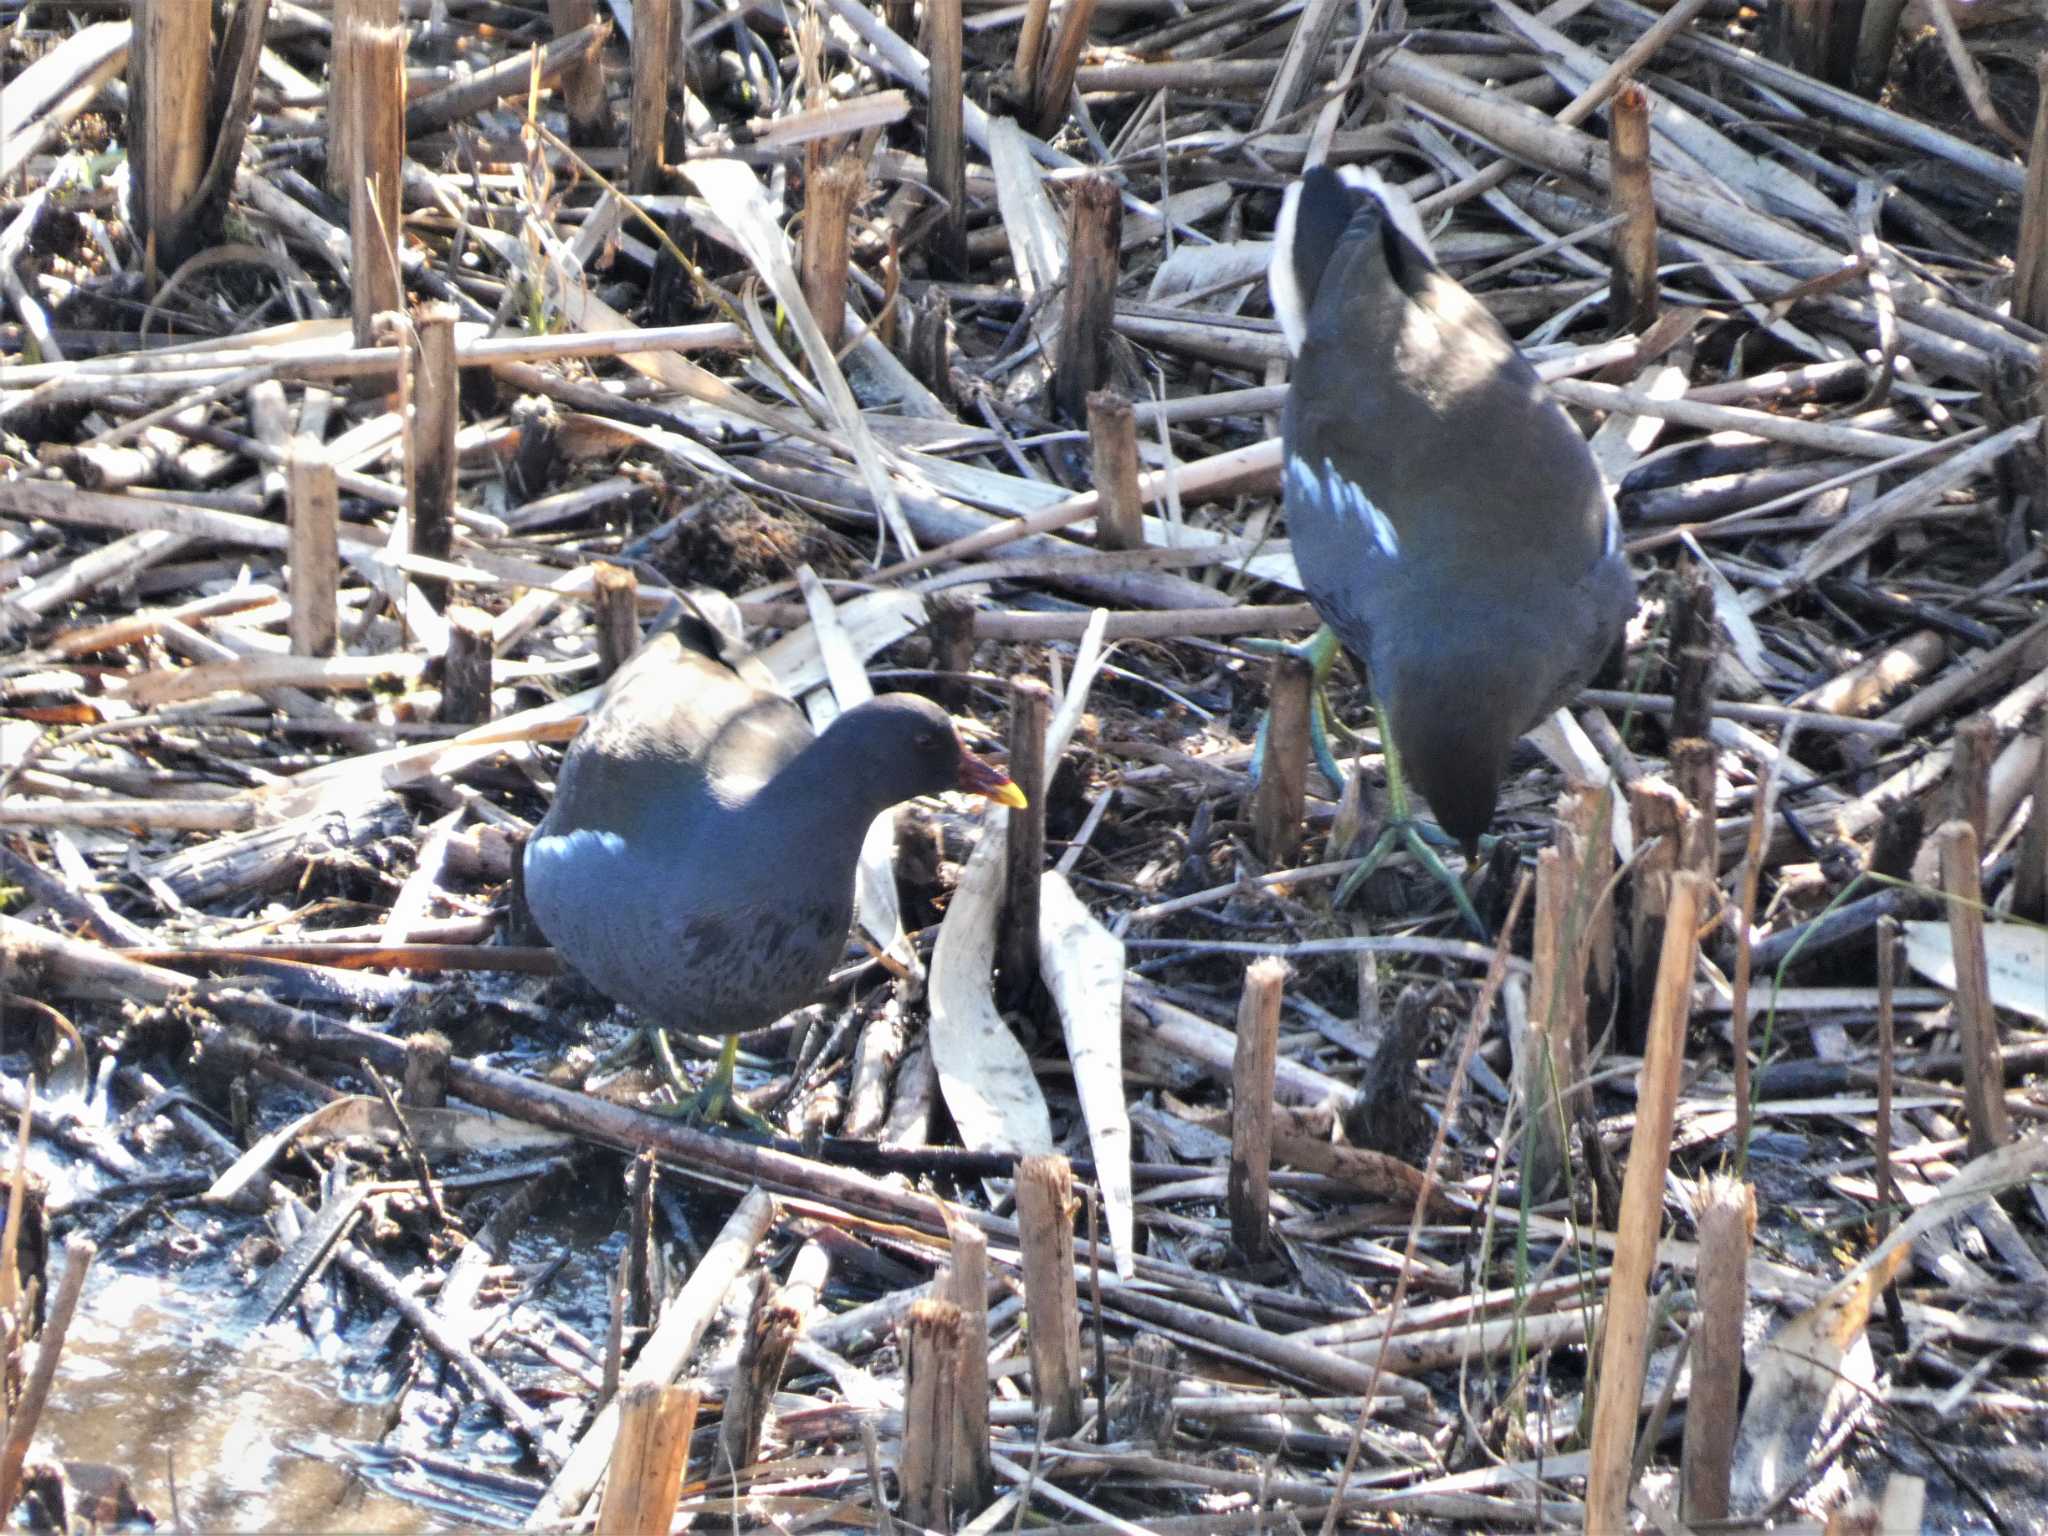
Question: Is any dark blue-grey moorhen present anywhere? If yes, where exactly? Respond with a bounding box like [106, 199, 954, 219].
[1268, 165, 1636, 929]
[524, 612, 1025, 1125]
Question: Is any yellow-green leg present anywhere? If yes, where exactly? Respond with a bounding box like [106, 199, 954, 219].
[1250, 626, 1488, 939]
[648, 1027, 776, 1134]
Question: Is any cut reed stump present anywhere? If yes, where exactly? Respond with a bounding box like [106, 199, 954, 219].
[286, 437, 339, 658]
[1228, 957, 1287, 1258]
[1586, 868, 1705, 1533]
[1001, 676, 1051, 994]
[341, 0, 405, 356]
[594, 1382, 696, 1536]
[130, 0, 211, 275]
[1015, 1154, 1083, 1438]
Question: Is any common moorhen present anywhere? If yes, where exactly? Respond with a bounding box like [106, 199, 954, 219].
[1269, 165, 1636, 923]
[524, 612, 1025, 1125]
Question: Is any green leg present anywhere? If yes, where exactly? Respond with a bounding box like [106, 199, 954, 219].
[1248, 628, 1490, 938]
[1246, 627, 1350, 794]
[649, 1028, 776, 1134]
[1332, 686, 1489, 940]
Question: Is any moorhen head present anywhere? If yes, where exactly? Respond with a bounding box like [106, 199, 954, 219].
[1272, 165, 1636, 847]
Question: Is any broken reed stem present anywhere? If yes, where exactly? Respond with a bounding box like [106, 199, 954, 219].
[627, 0, 675, 194]
[1952, 712, 1996, 846]
[594, 1381, 697, 1536]
[439, 605, 495, 724]
[1875, 916, 1900, 1231]
[0, 1235, 94, 1515]
[1680, 1174, 1754, 1524]
[1001, 676, 1051, 993]
[1626, 778, 1686, 1038]
[1522, 844, 1576, 1204]
[1585, 868, 1704, 1535]
[908, 286, 955, 406]
[593, 561, 641, 679]
[344, 0, 406, 355]
[1012, 0, 1050, 104]
[1014, 1154, 1083, 1439]
[411, 301, 459, 606]
[1228, 957, 1288, 1259]
[400, 1030, 451, 1108]
[926, 0, 967, 278]
[1935, 819, 2010, 1157]
[1854, 0, 1910, 97]
[899, 1298, 964, 1529]
[939, 1215, 993, 1511]
[1030, 0, 1098, 138]
[286, 436, 339, 658]
[718, 1277, 801, 1475]
[1669, 557, 1717, 743]
[1252, 654, 1312, 868]
[800, 155, 866, 353]
[2015, 715, 2048, 921]
[131, 0, 211, 276]
[1608, 80, 1658, 335]
[1054, 174, 1121, 424]
[1728, 728, 1787, 1169]
[550, 0, 610, 145]
[2019, 56, 2048, 331]
[1087, 390, 1144, 550]
[928, 591, 975, 709]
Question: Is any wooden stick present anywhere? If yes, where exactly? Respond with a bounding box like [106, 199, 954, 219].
[800, 154, 866, 353]
[1015, 1154, 1083, 1438]
[286, 436, 339, 659]
[925, 0, 967, 278]
[594, 1382, 697, 1536]
[1054, 174, 1122, 424]
[1252, 654, 1311, 868]
[1086, 390, 1144, 551]
[1680, 1174, 1753, 1523]
[411, 301, 460, 606]
[344, 0, 406, 355]
[898, 1298, 963, 1528]
[550, 0, 611, 145]
[627, 0, 675, 194]
[1936, 820, 2009, 1158]
[1228, 957, 1288, 1259]
[1030, 0, 1098, 138]
[1585, 868, 1703, 1533]
[1001, 676, 1051, 994]
[131, 0, 211, 275]
[1607, 80, 1658, 336]
[439, 605, 495, 725]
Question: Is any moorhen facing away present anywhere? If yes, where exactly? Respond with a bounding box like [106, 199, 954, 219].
[1269, 165, 1637, 925]
[524, 609, 1025, 1125]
